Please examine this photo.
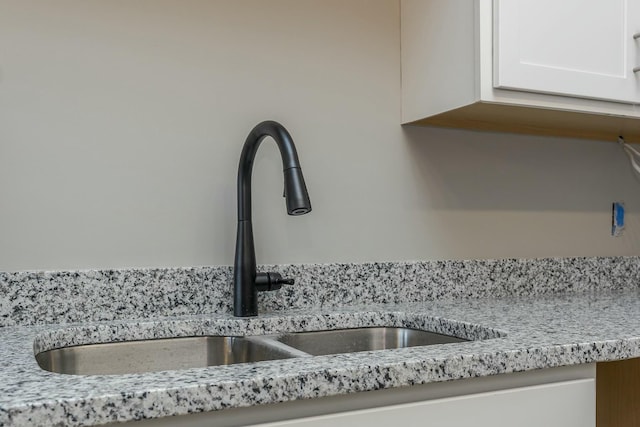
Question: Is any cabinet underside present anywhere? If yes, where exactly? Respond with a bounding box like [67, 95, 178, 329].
[406, 102, 640, 144]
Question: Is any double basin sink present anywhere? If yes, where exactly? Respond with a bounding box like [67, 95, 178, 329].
[36, 327, 468, 376]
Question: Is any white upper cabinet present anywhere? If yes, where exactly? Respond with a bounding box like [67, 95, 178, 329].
[494, 0, 640, 104]
[401, 0, 640, 143]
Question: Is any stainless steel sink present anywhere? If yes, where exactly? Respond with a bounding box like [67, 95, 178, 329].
[35, 327, 471, 375]
[35, 336, 299, 375]
[274, 327, 468, 356]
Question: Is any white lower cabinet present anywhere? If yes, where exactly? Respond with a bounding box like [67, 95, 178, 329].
[125, 364, 595, 427]
[256, 379, 595, 427]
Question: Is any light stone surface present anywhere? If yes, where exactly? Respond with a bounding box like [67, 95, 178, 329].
[1, 257, 639, 327]
[0, 257, 639, 426]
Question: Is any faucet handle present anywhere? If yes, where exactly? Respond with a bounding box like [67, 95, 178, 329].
[255, 272, 294, 291]
[278, 278, 295, 286]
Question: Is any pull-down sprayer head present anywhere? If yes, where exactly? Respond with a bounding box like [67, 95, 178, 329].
[284, 167, 311, 216]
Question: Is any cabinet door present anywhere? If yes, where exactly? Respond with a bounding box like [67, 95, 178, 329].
[494, 0, 640, 104]
[255, 379, 595, 427]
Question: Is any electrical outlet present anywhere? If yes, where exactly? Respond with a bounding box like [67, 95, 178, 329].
[612, 202, 625, 237]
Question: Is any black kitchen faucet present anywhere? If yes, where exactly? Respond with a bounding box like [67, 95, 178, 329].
[233, 121, 312, 317]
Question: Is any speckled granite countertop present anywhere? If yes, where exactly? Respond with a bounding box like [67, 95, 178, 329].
[1, 257, 639, 426]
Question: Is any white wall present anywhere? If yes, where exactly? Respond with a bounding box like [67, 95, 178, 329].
[1, 0, 639, 271]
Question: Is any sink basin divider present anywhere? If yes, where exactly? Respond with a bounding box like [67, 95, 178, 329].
[244, 335, 313, 358]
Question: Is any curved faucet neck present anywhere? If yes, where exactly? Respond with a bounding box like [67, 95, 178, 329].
[237, 121, 301, 222]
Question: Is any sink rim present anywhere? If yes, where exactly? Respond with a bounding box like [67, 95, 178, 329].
[33, 311, 507, 376]
[34, 325, 492, 376]
[33, 312, 506, 354]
